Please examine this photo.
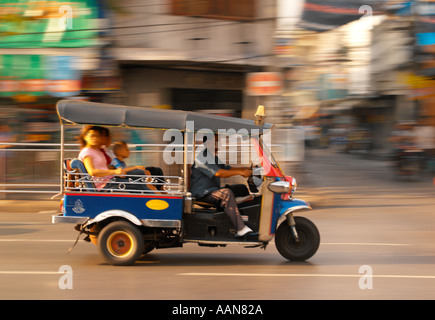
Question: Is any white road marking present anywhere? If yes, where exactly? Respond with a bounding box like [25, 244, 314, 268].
[178, 273, 435, 279]
[0, 271, 59, 275]
[321, 242, 412, 247]
[0, 222, 49, 225]
[0, 239, 74, 243]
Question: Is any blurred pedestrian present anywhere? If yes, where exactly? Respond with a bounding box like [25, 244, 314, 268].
[414, 117, 435, 168]
[389, 121, 415, 149]
[389, 121, 416, 173]
[0, 124, 16, 194]
[0, 124, 15, 149]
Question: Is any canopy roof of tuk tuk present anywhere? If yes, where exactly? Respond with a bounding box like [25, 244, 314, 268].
[56, 100, 273, 134]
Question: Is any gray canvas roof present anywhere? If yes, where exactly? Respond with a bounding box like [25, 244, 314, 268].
[56, 100, 273, 134]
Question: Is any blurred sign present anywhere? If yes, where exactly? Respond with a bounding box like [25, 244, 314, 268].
[81, 75, 121, 93]
[401, 72, 435, 99]
[247, 72, 283, 96]
[0, 54, 45, 97]
[299, 0, 383, 32]
[274, 37, 295, 57]
[0, 54, 81, 98]
[317, 73, 348, 100]
[0, 0, 98, 48]
[388, 2, 435, 54]
[403, 73, 435, 89]
[416, 1, 435, 47]
[46, 55, 81, 97]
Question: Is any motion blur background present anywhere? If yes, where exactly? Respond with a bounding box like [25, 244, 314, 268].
[1, 0, 435, 199]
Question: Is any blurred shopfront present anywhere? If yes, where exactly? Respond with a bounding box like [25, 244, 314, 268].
[0, 0, 121, 137]
[0, 0, 121, 192]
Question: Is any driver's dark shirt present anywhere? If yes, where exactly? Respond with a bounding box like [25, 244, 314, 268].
[190, 152, 231, 199]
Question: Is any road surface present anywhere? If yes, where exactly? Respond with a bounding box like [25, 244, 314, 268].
[1, 149, 435, 300]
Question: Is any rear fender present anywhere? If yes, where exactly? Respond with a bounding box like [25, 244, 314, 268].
[85, 210, 142, 227]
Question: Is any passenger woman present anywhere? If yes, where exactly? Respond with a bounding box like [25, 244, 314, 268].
[78, 126, 156, 193]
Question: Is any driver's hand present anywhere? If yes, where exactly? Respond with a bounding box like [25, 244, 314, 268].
[242, 169, 252, 178]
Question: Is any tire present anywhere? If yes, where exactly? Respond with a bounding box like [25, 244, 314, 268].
[97, 221, 144, 266]
[275, 216, 320, 262]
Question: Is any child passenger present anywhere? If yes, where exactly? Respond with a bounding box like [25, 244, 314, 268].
[110, 141, 147, 174]
[111, 141, 160, 192]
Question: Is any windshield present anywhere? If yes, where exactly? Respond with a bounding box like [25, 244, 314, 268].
[251, 136, 284, 178]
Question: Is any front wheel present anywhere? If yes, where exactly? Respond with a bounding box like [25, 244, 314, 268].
[97, 221, 144, 266]
[275, 216, 320, 261]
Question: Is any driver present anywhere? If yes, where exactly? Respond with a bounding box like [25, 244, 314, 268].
[190, 134, 253, 237]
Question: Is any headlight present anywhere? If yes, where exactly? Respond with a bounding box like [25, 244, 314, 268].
[268, 181, 290, 194]
[279, 176, 297, 200]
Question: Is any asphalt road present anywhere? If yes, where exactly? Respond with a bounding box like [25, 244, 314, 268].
[1, 149, 435, 300]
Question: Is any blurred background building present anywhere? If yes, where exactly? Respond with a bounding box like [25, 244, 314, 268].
[2, 0, 435, 197]
[0, 0, 281, 196]
[0, 0, 279, 137]
[110, 0, 278, 119]
[275, 0, 435, 154]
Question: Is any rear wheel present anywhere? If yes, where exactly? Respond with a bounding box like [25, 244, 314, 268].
[275, 216, 320, 261]
[97, 221, 144, 266]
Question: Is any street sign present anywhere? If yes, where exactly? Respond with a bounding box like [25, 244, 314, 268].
[247, 72, 284, 96]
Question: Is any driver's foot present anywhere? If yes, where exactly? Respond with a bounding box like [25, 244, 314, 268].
[236, 226, 253, 237]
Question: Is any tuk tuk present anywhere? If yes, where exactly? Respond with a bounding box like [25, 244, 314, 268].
[52, 100, 320, 266]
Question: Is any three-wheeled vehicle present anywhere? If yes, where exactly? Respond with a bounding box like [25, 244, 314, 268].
[52, 100, 320, 266]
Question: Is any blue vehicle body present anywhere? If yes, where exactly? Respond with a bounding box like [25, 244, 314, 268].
[63, 193, 183, 224]
[60, 189, 311, 237]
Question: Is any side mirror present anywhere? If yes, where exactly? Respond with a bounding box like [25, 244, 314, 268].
[267, 181, 290, 194]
